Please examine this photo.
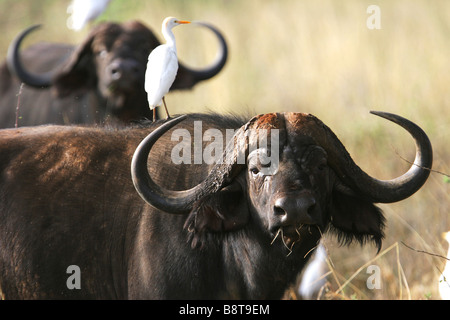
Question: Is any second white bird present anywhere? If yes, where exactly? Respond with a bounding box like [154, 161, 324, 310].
[67, 0, 112, 31]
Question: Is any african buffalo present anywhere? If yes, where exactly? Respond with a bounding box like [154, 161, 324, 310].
[0, 20, 227, 127]
[0, 111, 432, 299]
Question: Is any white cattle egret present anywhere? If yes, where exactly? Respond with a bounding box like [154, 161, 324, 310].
[297, 243, 329, 300]
[145, 17, 190, 121]
[439, 231, 450, 300]
[67, 0, 112, 31]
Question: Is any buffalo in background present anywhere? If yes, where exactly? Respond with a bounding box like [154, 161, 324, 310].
[0, 20, 227, 127]
[0, 111, 432, 299]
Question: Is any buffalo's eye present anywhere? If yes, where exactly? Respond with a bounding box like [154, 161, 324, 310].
[96, 49, 108, 59]
[250, 167, 260, 177]
[317, 160, 327, 172]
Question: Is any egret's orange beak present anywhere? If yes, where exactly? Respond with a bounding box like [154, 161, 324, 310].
[177, 20, 190, 24]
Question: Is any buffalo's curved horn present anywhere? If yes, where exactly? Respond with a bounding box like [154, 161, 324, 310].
[131, 115, 247, 214]
[7, 24, 53, 88]
[180, 21, 228, 83]
[320, 111, 433, 203]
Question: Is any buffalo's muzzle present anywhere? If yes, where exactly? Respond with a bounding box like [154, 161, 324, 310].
[107, 58, 141, 89]
[272, 192, 318, 227]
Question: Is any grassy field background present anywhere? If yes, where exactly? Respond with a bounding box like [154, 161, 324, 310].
[0, 0, 448, 299]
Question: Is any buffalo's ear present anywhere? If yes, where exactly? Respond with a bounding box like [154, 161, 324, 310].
[329, 189, 385, 252]
[51, 33, 97, 97]
[184, 182, 249, 248]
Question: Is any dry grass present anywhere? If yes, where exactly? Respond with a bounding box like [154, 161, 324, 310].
[0, 0, 449, 299]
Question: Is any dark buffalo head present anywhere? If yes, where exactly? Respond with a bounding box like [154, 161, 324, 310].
[131, 112, 432, 253]
[7, 21, 227, 122]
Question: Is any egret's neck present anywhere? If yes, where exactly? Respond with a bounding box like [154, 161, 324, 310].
[163, 28, 177, 51]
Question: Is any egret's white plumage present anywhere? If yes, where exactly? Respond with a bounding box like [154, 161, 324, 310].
[145, 17, 190, 120]
[439, 231, 450, 300]
[67, 0, 111, 31]
[297, 243, 328, 300]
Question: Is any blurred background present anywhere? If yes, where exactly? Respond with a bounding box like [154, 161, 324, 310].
[0, 0, 448, 299]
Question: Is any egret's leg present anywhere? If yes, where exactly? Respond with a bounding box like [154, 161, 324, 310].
[162, 97, 171, 119]
[153, 108, 156, 122]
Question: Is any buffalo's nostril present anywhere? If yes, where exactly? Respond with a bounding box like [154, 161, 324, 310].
[131, 65, 139, 74]
[109, 63, 122, 80]
[307, 201, 316, 215]
[274, 205, 286, 216]
[273, 198, 288, 216]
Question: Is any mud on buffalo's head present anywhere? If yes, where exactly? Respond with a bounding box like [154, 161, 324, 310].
[131, 112, 432, 253]
[8, 21, 227, 120]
